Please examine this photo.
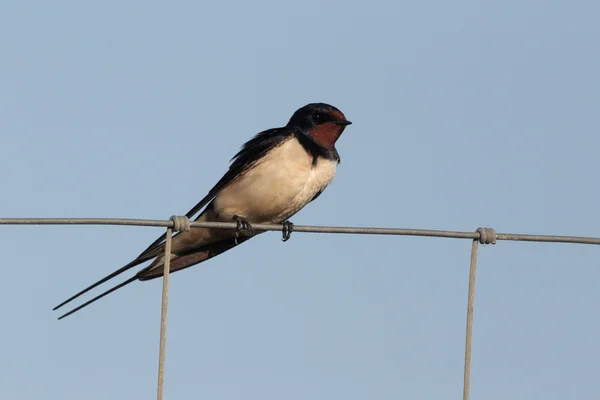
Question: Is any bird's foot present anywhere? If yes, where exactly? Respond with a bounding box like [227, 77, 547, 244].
[281, 220, 294, 242]
[233, 215, 254, 244]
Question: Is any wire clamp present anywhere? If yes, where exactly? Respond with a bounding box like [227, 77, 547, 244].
[170, 215, 191, 232]
[476, 227, 497, 245]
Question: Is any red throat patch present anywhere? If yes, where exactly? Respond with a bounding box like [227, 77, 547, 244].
[309, 122, 344, 149]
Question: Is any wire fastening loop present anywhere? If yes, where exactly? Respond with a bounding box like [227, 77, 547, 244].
[170, 215, 191, 232]
[476, 227, 497, 245]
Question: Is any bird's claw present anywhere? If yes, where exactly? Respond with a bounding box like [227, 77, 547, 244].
[233, 215, 254, 244]
[281, 220, 294, 242]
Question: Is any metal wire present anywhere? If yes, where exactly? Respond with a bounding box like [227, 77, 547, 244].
[463, 240, 479, 400]
[2, 217, 600, 245]
[2, 216, 599, 399]
[157, 227, 173, 400]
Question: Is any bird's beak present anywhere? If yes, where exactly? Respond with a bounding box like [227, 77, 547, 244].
[334, 120, 352, 126]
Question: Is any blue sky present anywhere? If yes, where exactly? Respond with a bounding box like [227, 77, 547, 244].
[1, 1, 599, 399]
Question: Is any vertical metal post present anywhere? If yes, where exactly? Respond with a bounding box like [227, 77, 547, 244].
[157, 227, 173, 400]
[463, 239, 479, 400]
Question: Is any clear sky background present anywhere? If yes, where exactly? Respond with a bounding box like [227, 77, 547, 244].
[1, 1, 599, 399]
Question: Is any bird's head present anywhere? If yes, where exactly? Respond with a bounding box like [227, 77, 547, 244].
[287, 103, 351, 149]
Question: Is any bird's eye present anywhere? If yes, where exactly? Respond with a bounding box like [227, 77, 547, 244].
[313, 113, 324, 123]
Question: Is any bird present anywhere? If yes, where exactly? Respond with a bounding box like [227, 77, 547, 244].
[54, 102, 352, 319]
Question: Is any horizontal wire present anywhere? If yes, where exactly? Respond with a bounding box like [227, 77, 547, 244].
[1, 217, 599, 245]
[1, 216, 593, 398]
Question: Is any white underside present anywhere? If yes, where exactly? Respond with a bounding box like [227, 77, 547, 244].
[212, 136, 338, 223]
[148, 136, 338, 262]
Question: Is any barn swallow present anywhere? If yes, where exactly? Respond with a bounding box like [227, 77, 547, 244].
[54, 103, 351, 319]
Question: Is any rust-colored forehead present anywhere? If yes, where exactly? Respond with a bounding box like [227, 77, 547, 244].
[326, 108, 346, 121]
